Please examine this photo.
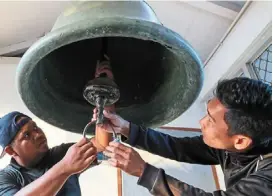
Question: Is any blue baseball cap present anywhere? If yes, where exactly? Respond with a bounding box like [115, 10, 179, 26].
[0, 111, 31, 158]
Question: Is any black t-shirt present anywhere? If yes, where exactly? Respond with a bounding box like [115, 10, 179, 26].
[0, 143, 82, 196]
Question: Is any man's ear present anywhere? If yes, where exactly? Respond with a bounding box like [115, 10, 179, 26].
[233, 135, 253, 151]
[5, 145, 17, 157]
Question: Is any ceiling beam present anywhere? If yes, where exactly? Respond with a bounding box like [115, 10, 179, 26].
[160, 126, 201, 132]
[209, 1, 246, 13]
[0, 37, 40, 56]
[0, 56, 21, 64]
[184, 1, 238, 20]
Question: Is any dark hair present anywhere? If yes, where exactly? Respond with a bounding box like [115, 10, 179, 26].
[215, 77, 272, 144]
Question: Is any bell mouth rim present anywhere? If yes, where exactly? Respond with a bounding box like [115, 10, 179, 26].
[16, 17, 204, 133]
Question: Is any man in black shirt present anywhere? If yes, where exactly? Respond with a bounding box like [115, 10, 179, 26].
[0, 111, 97, 196]
[95, 77, 272, 196]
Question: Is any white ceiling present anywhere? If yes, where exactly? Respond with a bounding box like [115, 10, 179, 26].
[0, 1, 71, 48]
[0, 1, 240, 62]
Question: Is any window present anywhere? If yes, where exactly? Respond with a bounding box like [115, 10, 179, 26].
[249, 44, 272, 85]
[202, 43, 272, 103]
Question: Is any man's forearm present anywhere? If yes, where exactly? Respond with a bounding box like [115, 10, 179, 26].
[138, 163, 271, 196]
[14, 161, 71, 196]
[138, 163, 214, 196]
[122, 123, 219, 164]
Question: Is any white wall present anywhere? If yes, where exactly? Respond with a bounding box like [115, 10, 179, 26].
[200, 1, 272, 100]
[148, 1, 234, 62]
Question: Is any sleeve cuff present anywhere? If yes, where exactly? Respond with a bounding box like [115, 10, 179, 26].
[137, 163, 160, 191]
[122, 123, 140, 146]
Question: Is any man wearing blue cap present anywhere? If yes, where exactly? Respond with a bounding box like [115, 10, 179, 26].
[0, 111, 96, 196]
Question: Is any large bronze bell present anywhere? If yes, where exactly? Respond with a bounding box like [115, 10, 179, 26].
[16, 1, 204, 135]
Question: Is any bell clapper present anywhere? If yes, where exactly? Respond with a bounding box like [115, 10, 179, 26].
[83, 47, 120, 162]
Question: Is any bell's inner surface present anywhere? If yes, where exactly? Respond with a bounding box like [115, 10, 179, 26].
[32, 37, 170, 108]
